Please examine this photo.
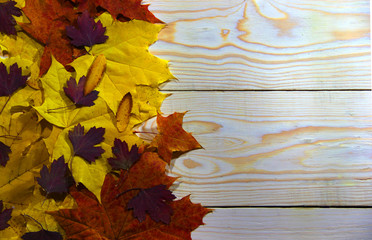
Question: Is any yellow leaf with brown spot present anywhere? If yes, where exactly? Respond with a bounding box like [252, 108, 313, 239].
[116, 92, 132, 132]
[84, 54, 106, 95]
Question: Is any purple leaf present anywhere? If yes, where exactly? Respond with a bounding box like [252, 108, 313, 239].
[68, 123, 105, 163]
[127, 184, 176, 224]
[108, 139, 140, 170]
[0, 1, 22, 35]
[21, 229, 63, 240]
[0, 200, 12, 230]
[0, 62, 28, 96]
[0, 141, 11, 167]
[66, 10, 108, 47]
[63, 76, 98, 107]
[36, 156, 69, 195]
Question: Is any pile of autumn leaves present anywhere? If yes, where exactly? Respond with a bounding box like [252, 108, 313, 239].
[0, 0, 210, 239]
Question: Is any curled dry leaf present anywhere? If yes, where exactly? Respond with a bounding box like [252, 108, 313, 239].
[116, 92, 132, 132]
[84, 54, 106, 95]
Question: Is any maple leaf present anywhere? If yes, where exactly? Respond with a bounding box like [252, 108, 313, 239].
[36, 156, 69, 195]
[69, 14, 174, 130]
[66, 10, 108, 48]
[49, 152, 211, 239]
[20, 0, 85, 75]
[127, 184, 176, 224]
[69, 123, 105, 163]
[0, 0, 22, 35]
[21, 185, 77, 238]
[0, 62, 28, 97]
[150, 112, 202, 164]
[0, 32, 43, 89]
[0, 200, 12, 230]
[64, 76, 99, 107]
[0, 111, 49, 205]
[34, 57, 111, 128]
[73, 0, 162, 23]
[0, 141, 11, 167]
[21, 229, 63, 240]
[108, 138, 140, 170]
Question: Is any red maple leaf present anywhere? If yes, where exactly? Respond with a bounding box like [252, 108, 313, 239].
[49, 152, 211, 239]
[150, 112, 202, 164]
[20, 0, 86, 76]
[73, 0, 163, 23]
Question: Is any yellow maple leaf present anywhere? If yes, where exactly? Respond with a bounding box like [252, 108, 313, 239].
[22, 186, 76, 237]
[0, 32, 43, 89]
[0, 111, 50, 239]
[51, 114, 143, 202]
[70, 13, 173, 130]
[34, 56, 111, 128]
[34, 57, 143, 200]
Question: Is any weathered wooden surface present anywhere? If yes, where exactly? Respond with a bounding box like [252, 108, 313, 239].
[146, 0, 370, 90]
[192, 208, 372, 240]
[143, 0, 371, 238]
[136, 91, 372, 206]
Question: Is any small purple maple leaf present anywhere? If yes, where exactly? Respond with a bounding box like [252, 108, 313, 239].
[36, 156, 69, 195]
[69, 123, 105, 163]
[0, 200, 12, 230]
[0, 1, 22, 35]
[66, 10, 108, 47]
[63, 76, 98, 107]
[21, 229, 63, 240]
[0, 62, 28, 97]
[108, 139, 140, 170]
[127, 184, 176, 224]
[0, 141, 11, 167]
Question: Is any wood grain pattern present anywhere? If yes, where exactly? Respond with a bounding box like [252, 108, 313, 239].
[145, 0, 370, 90]
[135, 91, 372, 206]
[192, 208, 372, 240]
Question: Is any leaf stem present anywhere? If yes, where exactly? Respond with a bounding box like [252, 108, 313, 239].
[0, 96, 10, 115]
[115, 187, 142, 199]
[0, 135, 22, 140]
[23, 214, 43, 230]
[46, 104, 75, 113]
[115, 170, 128, 189]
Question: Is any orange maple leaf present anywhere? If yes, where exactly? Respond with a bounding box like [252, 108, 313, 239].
[20, 0, 86, 75]
[49, 152, 211, 239]
[150, 112, 202, 164]
[72, 0, 163, 23]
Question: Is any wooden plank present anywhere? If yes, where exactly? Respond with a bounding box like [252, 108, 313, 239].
[135, 91, 372, 206]
[192, 208, 372, 240]
[145, 0, 370, 90]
